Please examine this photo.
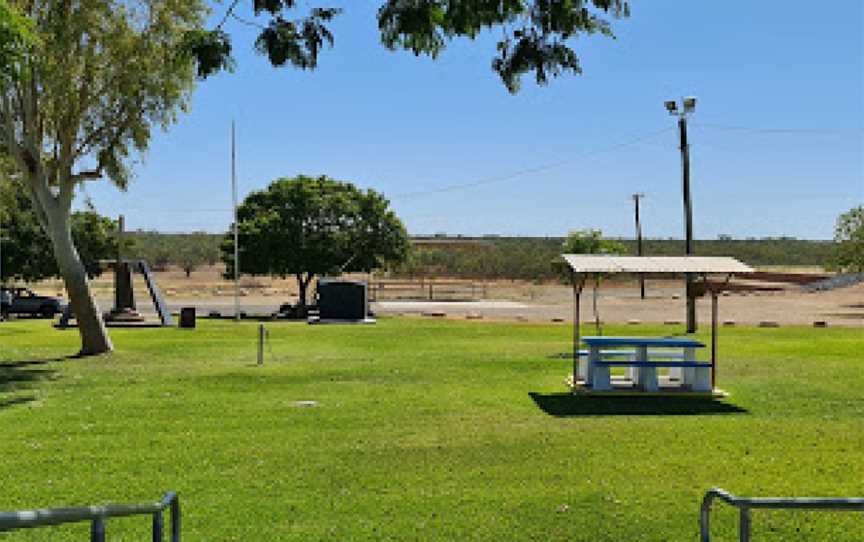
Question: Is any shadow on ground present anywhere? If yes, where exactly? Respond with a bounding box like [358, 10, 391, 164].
[0, 357, 65, 410]
[529, 392, 748, 416]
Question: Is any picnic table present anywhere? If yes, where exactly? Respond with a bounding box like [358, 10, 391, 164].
[581, 336, 712, 392]
[560, 255, 754, 394]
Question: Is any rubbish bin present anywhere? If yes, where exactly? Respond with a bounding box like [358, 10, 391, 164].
[179, 307, 196, 329]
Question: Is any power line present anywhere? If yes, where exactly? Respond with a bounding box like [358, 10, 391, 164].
[390, 126, 675, 200]
[691, 122, 863, 136]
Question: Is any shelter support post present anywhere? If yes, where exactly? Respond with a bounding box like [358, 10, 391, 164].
[711, 287, 718, 390]
[572, 272, 584, 391]
[710, 273, 733, 391]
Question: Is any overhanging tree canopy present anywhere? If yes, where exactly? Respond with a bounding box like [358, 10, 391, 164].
[192, 1, 631, 92]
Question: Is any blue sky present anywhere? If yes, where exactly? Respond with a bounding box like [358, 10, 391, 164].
[81, 1, 864, 239]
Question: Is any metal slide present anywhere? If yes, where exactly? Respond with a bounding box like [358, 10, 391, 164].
[137, 261, 173, 327]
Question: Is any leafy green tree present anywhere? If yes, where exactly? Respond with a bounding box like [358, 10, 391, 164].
[830, 205, 864, 273]
[0, 1, 208, 354]
[559, 229, 624, 333]
[176, 233, 221, 277]
[562, 228, 626, 256]
[1, 177, 119, 283]
[222, 175, 410, 309]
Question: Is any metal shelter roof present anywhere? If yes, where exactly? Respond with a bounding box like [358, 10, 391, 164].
[561, 255, 754, 274]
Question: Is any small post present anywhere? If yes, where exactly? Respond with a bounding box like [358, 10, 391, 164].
[428, 283, 433, 301]
[152, 511, 164, 542]
[91, 517, 106, 542]
[257, 324, 265, 366]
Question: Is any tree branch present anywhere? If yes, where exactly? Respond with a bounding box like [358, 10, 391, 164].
[70, 168, 103, 183]
[216, 0, 243, 30]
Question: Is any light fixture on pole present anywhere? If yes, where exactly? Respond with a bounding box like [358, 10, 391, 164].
[665, 96, 697, 333]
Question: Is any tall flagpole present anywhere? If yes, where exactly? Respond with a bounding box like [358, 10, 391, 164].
[232, 120, 240, 322]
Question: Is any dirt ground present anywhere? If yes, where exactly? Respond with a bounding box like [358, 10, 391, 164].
[30, 265, 864, 327]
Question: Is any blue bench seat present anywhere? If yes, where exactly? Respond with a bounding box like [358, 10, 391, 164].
[594, 361, 712, 368]
[576, 350, 686, 359]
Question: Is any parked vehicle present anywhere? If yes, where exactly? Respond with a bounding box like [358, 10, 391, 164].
[0, 289, 11, 320]
[0, 287, 64, 318]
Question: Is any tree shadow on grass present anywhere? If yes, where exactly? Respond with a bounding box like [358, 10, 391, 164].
[529, 392, 748, 417]
[0, 357, 66, 411]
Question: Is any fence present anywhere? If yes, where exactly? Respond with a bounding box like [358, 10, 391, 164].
[0, 491, 180, 541]
[700, 487, 864, 541]
[369, 280, 487, 301]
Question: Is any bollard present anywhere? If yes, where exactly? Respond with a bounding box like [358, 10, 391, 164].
[257, 324, 265, 366]
[179, 307, 195, 329]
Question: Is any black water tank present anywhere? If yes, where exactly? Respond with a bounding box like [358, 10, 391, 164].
[317, 279, 367, 320]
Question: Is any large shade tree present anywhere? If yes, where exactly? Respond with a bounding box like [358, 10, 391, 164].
[222, 175, 410, 310]
[0, 0, 207, 354]
[0, 0, 629, 355]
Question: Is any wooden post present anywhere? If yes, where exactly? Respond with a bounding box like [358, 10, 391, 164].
[257, 324, 265, 366]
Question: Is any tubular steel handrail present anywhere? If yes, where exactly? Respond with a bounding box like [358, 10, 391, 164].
[701, 487, 864, 542]
[0, 491, 180, 542]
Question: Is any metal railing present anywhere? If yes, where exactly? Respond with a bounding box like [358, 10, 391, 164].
[0, 491, 180, 541]
[701, 487, 864, 541]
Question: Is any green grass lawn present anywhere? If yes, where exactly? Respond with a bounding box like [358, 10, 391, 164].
[1, 318, 862, 541]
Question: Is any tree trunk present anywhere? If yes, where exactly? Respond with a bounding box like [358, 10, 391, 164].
[45, 210, 113, 356]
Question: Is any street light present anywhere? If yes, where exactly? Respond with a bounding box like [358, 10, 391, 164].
[665, 96, 697, 332]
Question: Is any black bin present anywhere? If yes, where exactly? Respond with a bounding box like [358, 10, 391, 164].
[179, 307, 196, 328]
[317, 279, 368, 321]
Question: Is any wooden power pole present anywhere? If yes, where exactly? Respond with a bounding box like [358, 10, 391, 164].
[632, 193, 646, 299]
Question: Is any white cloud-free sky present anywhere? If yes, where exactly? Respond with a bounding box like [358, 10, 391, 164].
[81, 1, 863, 239]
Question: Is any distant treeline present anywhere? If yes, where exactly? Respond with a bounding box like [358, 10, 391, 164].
[127, 231, 222, 276]
[392, 236, 834, 281]
[123, 232, 834, 280]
